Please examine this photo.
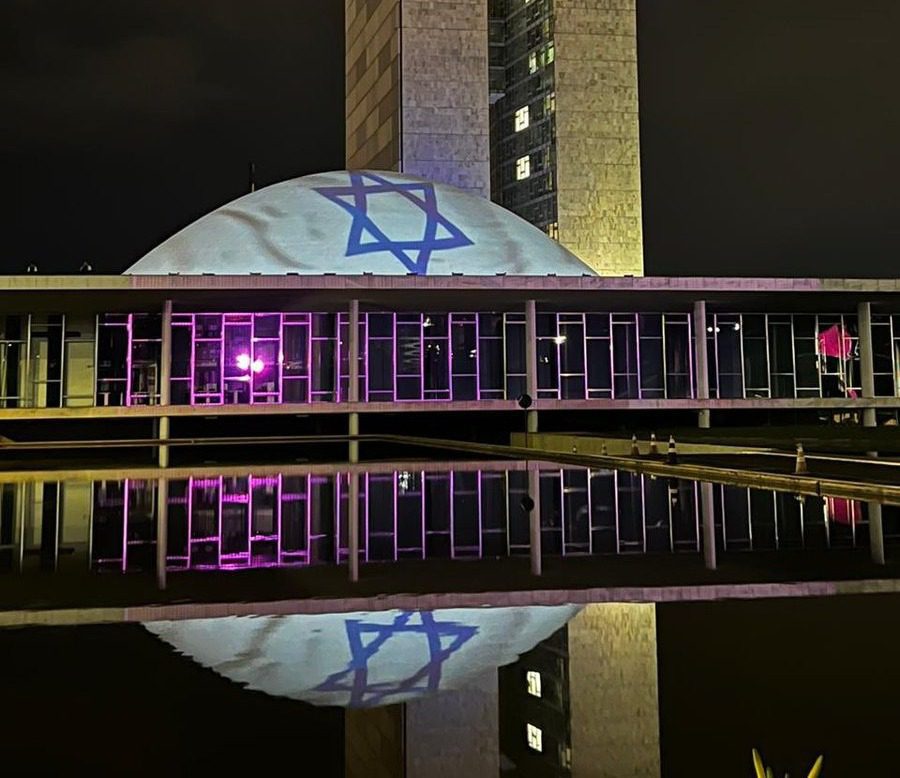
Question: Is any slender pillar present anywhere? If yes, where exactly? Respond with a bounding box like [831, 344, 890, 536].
[857, 301, 877, 429]
[869, 501, 885, 565]
[349, 471, 360, 582]
[857, 302, 883, 563]
[348, 299, 360, 464]
[528, 465, 542, 576]
[693, 299, 711, 429]
[525, 299, 538, 438]
[158, 300, 173, 468]
[699, 480, 716, 570]
[156, 477, 168, 590]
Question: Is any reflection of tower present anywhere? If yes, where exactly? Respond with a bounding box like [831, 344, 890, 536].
[499, 604, 661, 777]
[499, 623, 573, 776]
[345, 0, 643, 276]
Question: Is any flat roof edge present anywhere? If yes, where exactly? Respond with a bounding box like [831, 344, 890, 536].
[0, 275, 898, 293]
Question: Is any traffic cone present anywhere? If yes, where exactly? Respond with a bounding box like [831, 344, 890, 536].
[795, 442, 808, 474]
[667, 434, 677, 464]
[630, 434, 639, 456]
[600, 442, 608, 456]
[649, 432, 659, 456]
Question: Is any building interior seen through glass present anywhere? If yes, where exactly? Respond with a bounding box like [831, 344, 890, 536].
[2, 311, 900, 408]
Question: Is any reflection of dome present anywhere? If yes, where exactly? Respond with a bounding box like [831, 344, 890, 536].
[145, 605, 581, 707]
[126, 170, 594, 276]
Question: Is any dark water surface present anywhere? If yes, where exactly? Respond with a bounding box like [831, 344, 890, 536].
[657, 594, 900, 777]
[2, 595, 899, 776]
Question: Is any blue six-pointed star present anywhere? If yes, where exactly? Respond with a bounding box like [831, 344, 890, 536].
[312, 172, 474, 275]
[314, 611, 478, 707]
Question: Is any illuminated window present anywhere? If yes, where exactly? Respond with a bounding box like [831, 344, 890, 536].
[526, 670, 542, 697]
[546, 42, 555, 63]
[528, 51, 538, 74]
[546, 222, 559, 240]
[544, 92, 556, 114]
[515, 156, 531, 180]
[514, 106, 530, 132]
[526, 723, 543, 752]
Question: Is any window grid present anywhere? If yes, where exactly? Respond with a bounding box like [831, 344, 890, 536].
[19, 308, 894, 408]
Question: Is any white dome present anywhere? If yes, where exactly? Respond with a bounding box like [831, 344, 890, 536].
[145, 605, 581, 707]
[126, 170, 594, 276]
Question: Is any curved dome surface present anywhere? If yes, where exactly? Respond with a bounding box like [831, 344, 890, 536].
[126, 170, 594, 276]
[145, 604, 581, 708]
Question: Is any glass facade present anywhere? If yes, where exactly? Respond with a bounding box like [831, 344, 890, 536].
[3, 466, 896, 575]
[2, 309, 899, 409]
[489, 0, 559, 234]
[706, 312, 875, 400]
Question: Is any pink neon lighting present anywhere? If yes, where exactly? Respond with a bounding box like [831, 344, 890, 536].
[235, 353, 251, 370]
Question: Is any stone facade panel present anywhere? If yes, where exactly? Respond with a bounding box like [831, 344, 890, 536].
[568, 603, 661, 776]
[554, 0, 644, 276]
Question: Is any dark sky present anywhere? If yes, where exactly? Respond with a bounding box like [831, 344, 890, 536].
[2, 0, 898, 276]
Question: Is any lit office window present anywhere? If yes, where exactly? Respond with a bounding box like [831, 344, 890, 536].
[515, 156, 531, 180]
[526, 723, 543, 752]
[546, 222, 559, 240]
[528, 51, 538, 73]
[526, 670, 542, 697]
[546, 42, 555, 63]
[544, 92, 556, 114]
[514, 106, 530, 132]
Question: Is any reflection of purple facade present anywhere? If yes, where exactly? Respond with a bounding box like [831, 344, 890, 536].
[89, 464, 872, 576]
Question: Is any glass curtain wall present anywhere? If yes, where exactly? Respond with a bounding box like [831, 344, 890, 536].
[78, 309, 900, 407]
[489, 0, 559, 234]
[536, 312, 694, 400]
[705, 312, 887, 399]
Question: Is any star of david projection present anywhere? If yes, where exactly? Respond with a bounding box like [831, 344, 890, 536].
[312, 172, 474, 275]
[314, 611, 478, 707]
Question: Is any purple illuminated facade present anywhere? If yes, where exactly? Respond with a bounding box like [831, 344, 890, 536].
[82, 307, 900, 408]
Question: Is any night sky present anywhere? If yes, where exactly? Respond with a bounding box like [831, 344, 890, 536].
[2, 0, 898, 277]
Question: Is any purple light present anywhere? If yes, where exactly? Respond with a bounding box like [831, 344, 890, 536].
[236, 353, 251, 370]
[251, 358, 265, 374]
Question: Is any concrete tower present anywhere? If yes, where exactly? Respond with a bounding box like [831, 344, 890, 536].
[344, 0, 644, 276]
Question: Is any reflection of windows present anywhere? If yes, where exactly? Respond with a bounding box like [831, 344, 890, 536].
[528, 51, 538, 73]
[514, 106, 530, 132]
[543, 92, 556, 114]
[516, 156, 531, 180]
[526, 670, 542, 697]
[546, 221, 559, 240]
[526, 723, 543, 752]
[546, 42, 555, 63]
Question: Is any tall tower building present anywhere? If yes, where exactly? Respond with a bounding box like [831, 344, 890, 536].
[344, 0, 644, 276]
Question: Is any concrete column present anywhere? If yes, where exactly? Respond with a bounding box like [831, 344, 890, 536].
[693, 299, 711, 429]
[158, 299, 173, 468]
[700, 480, 716, 570]
[857, 301, 877, 429]
[869, 501, 886, 565]
[156, 477, 168, 590]
[349, 471, 360, 582]
[348, 299, 361, 464]
[525, 299, 538, 437]
[528, 465, 542, 576]
[405, 671, 499, 778]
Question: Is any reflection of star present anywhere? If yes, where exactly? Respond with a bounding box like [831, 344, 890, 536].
[314, 611, 478, 707]
[312, 172, 474, 275]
